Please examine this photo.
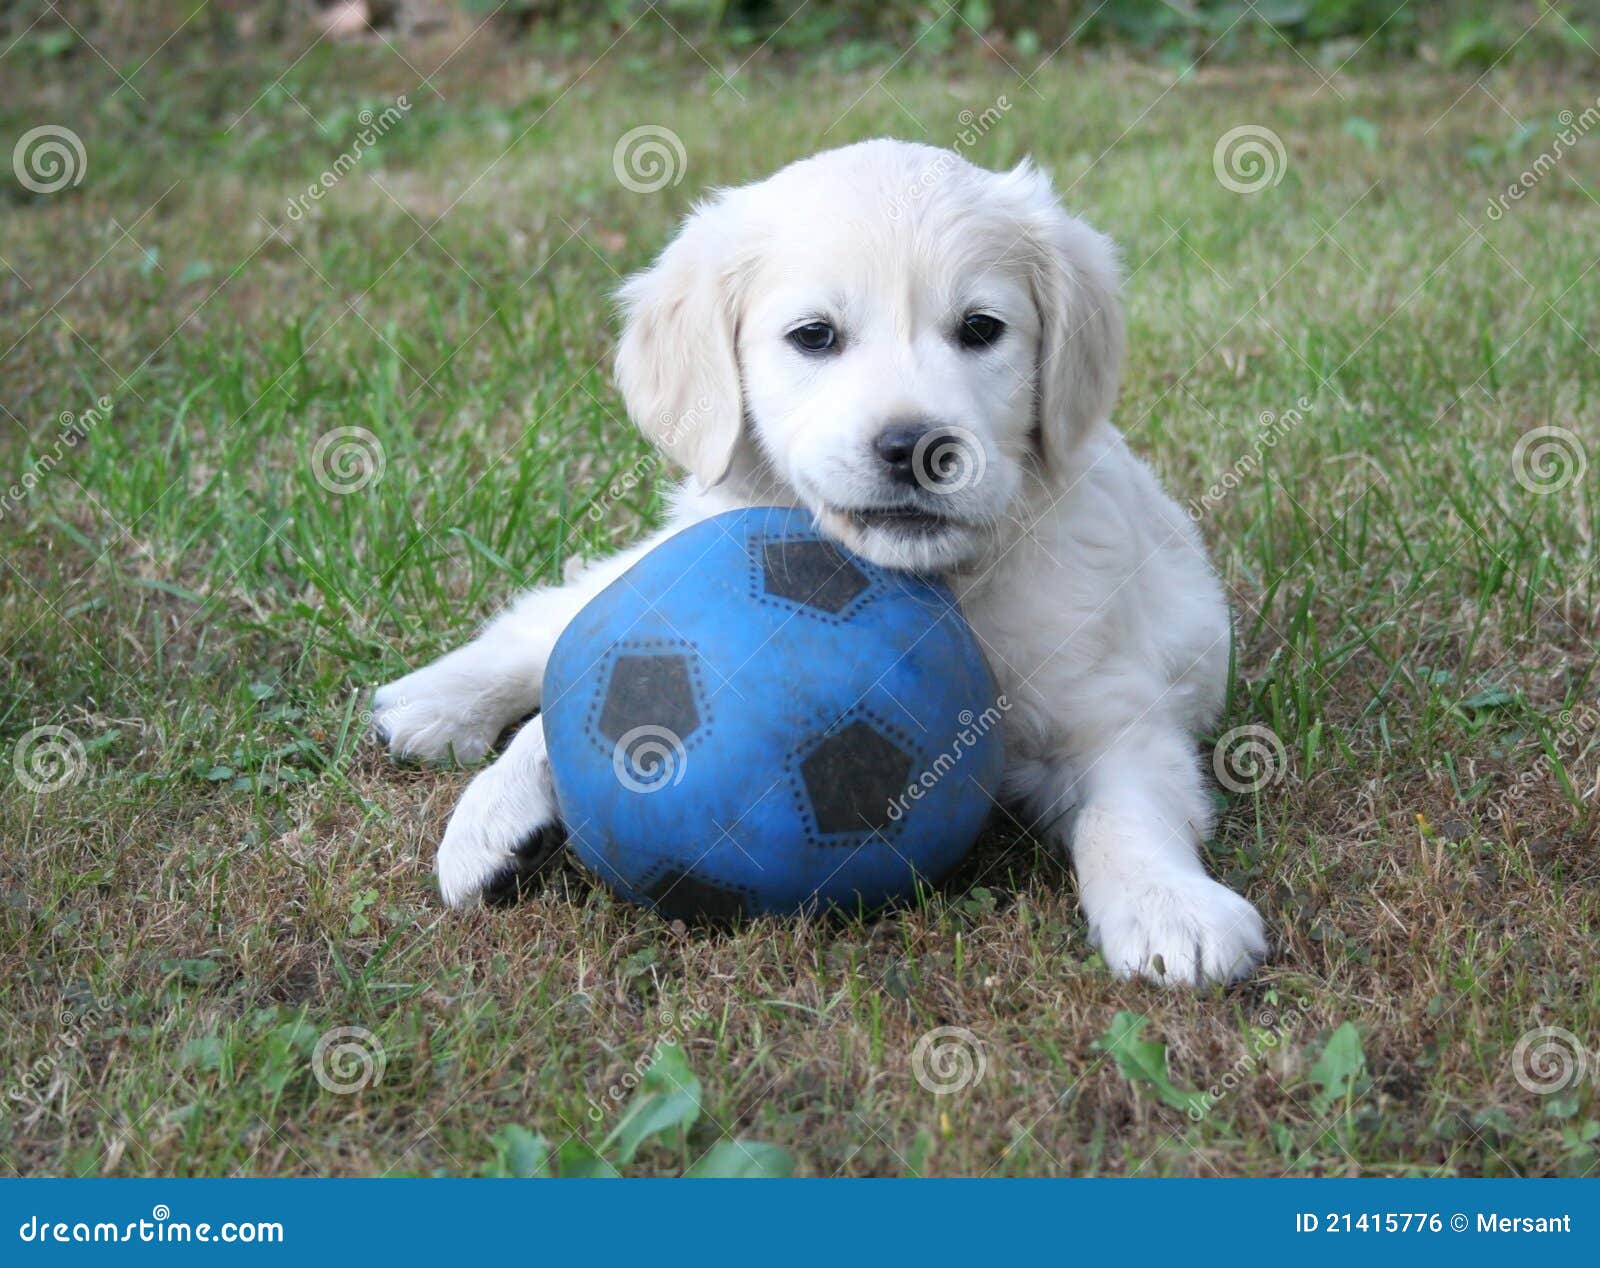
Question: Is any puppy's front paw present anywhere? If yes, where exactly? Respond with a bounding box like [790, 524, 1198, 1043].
[370, 663, 503, 765]
[1086, 873, 1266, 986]
[436, 760, 565, 908]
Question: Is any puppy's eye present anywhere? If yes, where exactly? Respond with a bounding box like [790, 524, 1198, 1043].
[958, 313, 1005, 349]
[787, 321, 838, 354]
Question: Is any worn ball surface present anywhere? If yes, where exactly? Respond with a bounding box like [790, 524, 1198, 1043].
[542, 506, 1004, 921]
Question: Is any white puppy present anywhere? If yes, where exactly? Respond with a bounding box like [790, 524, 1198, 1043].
[372, 139, 1267, 986]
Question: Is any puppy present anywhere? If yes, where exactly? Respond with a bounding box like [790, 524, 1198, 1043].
[372, 139, 1267, 986]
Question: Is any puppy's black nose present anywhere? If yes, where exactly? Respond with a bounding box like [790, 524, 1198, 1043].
[873, 423, 929, 486]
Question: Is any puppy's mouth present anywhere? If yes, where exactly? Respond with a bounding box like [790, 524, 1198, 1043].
[843, 504, 959, 536]
[815, 501, 982, 572]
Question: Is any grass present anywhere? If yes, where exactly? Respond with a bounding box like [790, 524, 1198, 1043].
[2, 18, 1599, 1177]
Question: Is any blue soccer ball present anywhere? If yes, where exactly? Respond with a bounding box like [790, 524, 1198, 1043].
[541, 506, 1005, 921]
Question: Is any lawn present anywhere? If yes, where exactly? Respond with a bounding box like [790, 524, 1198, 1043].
[2, 15, 1598, 1177]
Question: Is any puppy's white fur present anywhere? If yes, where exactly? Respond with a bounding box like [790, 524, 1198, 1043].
[373, 140, 1267, 986]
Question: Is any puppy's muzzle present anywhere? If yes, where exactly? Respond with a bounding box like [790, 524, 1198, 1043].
[872, 421, 981, 492]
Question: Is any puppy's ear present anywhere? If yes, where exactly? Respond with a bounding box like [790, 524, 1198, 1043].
[1003, 161, 1124, 478]
[614, 196, 745, 489]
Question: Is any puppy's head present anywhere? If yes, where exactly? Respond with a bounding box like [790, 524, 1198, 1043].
[615, 139, 1123, 571]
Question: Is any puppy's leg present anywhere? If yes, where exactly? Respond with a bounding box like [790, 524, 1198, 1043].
[1043, 726, 1266, 985]
[372, 533, 665, 763]
[435, 715, 565, 907]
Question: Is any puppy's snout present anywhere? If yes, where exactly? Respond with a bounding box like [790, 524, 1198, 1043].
[872, 422, 978, 491]
[872, 423, 929, 486]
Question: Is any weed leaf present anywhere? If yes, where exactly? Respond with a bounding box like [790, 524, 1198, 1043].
[492, 1125, 550, 1178]
[602, 1041, 702, 1164]
[683, 1141, 793, 1178]
[1094, 1012, 1207, 1115]
[557, 1139, 621, 1179]
[1309, 1021, 1367, 1115]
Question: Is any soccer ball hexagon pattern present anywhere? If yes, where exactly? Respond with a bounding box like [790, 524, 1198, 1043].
[542, 506, 1005, 921]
